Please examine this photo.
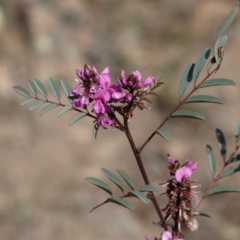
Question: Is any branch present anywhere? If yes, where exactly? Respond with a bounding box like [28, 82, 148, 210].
[138, 64, 221, 153]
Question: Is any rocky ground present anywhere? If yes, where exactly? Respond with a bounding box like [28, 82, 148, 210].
[0, 0, 240, 239]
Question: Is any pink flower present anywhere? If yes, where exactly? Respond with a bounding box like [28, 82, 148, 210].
[96, 112, 113, 128]
[69, 84, 82, 97]
[175, 166, 193, 183]
[175, 159, 198, 183]
[133, 76, 155, 90]
[161, 231, 183, 240]
[145, 237, 153, 240]
[182, 159, 198, 170]
[73, 93, 90, 108]
[93, 67, 122, 103]
[168, 155, 175, 164]
[117, 70, 128, 88]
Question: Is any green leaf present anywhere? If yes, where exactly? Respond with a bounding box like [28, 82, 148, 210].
[195, 210, 211, 218]
[108, 197, 134, 210]
[172, 110, 204, 121]
[216, 128, 227, 161]
[117, 170, 135, 190]
[200, 78, 236, 88]
[235, 121, 240, 142]
[27, 80, 37, 95]
[156, 129, 170, 142]
[49, 78, 61, 100]
[178, 63, 195, 97]
[139, 185, 158, 192]
[208, 186, 240, 196]
[193, 48, 211, 82]
[60, 79, 72, 98]
[19, 97, 35, 105]
[219, 165, 240, 179]
[39, 104, 58, 116]
[214, 35, 228, 65]
[217, 6, 239, 39]
[206, 145, 216, 176]
[28, 100, 45, 111]
[13, 86, 30, 97]
[148, 91, 160, 97]
[101, 168, 124, 191]
[69, 112, 86, 126]
[142, 97, 152, 104]
[33, 79, 47, 97]
[207, 56, 217, 71]
[185, 95, 223, 104]
[58, 106, 72, 118]
[129, 190, 149, 204]
[84, 177, 112, 195]
[93, 124, 99, 139]
[231, 154, 240, 163]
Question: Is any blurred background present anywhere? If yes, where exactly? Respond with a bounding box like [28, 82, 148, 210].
[1, 0, 240, 239]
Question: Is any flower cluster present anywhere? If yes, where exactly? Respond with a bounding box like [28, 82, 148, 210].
[158, 155, 200, 239]
[69, 65, 156, 128]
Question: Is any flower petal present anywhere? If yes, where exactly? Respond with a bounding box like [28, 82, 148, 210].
[175, 167, 192, 182]
[168, 155, 175, 164]
[161, 230, 172, 240]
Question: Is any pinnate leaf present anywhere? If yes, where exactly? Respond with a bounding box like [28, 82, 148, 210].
[195, 210, 211, 218]
[33, 79, 47, 97]
[60, 79, 72, 98]
[172, 110, 204, 121]
[93, 124, 99, 139]
[13, 86, 30, 97]
[231, 154, 240, 163]
[217, 6, 239, 39]
[58, 106, 72, 118]
[235, 121, 240, 142]
[85, 177, 112, 195]
[219, 165, 240, 179]
[129, 190, 149, 204]
[207, 56, 216, 71]
[27, 80, 37, 95]
[178, 63, 195, 97]
[69, 112, 86, 126]
[193, 48, 211, 82]
[200, 78, 235, 88]
[139, 185, 158, 192]
[39, 104, 58, 116]
[20, 97, 35, 105]
[208, 186, 240, 196]
[216, 128, 227, 161]
[214, 35, 228, 65]
[49, 78, 61, 100]
[28, 100, 45, 111]
[156, 129, 170, 142]
[206, 145, 216, 176]
[117, 170, 135, 190]
[101, 168, 124, 191]
[108, 197, 134, 210]
[185, 95, 223, 104]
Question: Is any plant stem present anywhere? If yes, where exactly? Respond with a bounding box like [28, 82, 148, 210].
[124, 118, 167, 230]
[139, 65, 220, 153]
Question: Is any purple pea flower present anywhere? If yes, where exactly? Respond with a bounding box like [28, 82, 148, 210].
[145, 237, 153, 240]
[69, 84, 82, 98]
[96, 112, 113, 128]
[175, 159, 198, 183]
[133, 76, 155, 90]
[94, 67, 122, 102]
[117, 70, 128, 88]
[161, 231, 183, 240]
